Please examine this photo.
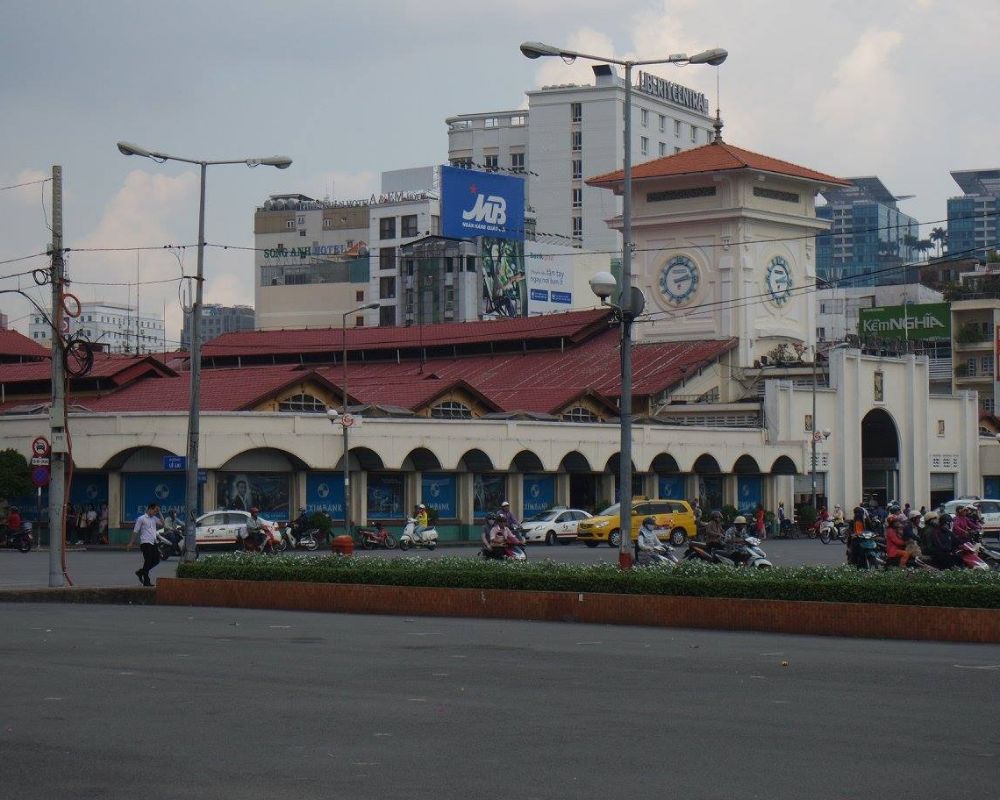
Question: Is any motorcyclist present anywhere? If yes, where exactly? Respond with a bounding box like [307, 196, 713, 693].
[703, 510, 726, 552]
[903, 510, 924, 563]
[832, 504, 845, 525]
[498, 500, 518, 530]
[884, 515, 910, 568]
[952, 506, 973, 544]
[635, 516, 667, 565]
[5, 506, 22, 539]
[925, 511, 956, 569]
[245, 507, 265, 550]
[414, 503, 429, 540]
[481, 513, 503, 559]
[724, 515, 749, 543]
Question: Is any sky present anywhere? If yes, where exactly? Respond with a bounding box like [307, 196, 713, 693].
[2, 0, 997, 345]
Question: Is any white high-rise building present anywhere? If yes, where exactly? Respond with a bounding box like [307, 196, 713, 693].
[27, 302, 164, 353]
[446, 64, 716, 252]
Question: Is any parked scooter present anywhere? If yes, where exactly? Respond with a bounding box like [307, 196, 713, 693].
[356, 521, 397, 550]
[156, 518, 185, 560]
[0, 521, 33, 553]
[398, 517, 438, 550]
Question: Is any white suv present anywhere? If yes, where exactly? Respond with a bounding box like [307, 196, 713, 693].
[194, 510, 277, 547]
[519, 508, 592, 545]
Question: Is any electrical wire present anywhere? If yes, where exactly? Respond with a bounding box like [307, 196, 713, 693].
[0, 178, 50, 191]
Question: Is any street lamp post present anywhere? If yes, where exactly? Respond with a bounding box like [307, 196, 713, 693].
[116, 143, 291, 561]
[521, 41, 726, 569]
[341, 303, 379, 539]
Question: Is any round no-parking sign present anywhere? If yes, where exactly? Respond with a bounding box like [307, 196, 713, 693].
[32, 436, 51, 457]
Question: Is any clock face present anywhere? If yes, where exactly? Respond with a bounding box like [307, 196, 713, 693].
[766, 256, 793, 306]
[658, 256, 700, 306]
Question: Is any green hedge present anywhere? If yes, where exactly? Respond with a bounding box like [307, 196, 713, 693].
[175, 554, 1000, 610]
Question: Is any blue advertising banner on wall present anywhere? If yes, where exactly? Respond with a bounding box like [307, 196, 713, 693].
[658, 474, 686, 500]
[441, 166, 525, 241]
[122, 473, 187, 523]
[737, 476, 762, 515]
[473, 474, 506, 519]
[986, 477, 1000, 499]
[421, 473, 456, 519]
[306, 472, 345, 520]
[523, 475, 555, 515]
[69, 472, 109, 509]
[367, 473, 405, 520]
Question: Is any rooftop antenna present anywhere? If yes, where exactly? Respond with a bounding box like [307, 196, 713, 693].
[712, 64, 724, 143]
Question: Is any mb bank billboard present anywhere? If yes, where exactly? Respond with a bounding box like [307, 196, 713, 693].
[441, 166, 525, 241]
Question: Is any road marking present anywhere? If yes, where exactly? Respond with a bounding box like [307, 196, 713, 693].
[432, 673, 449, 677]
[407, 698, 427, 702]
[43, 697, 63, 701]
[373, 733, 392, 737]
[268, 625, 291, 629]
[576, 641, 602, 645]
[953, 664, 1000, 670]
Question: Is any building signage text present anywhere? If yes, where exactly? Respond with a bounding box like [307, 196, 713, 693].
[636, 71, 709, 114]
[263, 243, 358, 260]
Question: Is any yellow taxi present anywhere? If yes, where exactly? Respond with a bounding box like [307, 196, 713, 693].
[576, 498, 698, 548]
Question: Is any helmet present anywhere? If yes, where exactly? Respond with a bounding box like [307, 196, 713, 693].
[733, 515, 747, 525]
[939, 513, 953, 527]
[501, 501, 510, 507]
[923, 511, 939, 525]
[486, 513, 498, 524]
[642, 516, 656, 528]
[710, 510, 722, 520]
[909, 510, 922, 520]
[418, 503, 426, 510]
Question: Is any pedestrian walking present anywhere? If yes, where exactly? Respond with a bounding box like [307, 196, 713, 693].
[754, 503, 766, 540]
[127, 502, 161, 587]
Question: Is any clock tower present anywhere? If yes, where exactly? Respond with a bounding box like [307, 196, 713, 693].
[587, 134, 849, 368]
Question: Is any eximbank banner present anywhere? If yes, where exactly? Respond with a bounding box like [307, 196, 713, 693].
[441, 166, 524, 241]
[858, 302, 951, 341]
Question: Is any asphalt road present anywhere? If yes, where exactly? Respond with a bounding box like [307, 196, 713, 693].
[2, 603, 998, 800]
[0, 538, 849, 588]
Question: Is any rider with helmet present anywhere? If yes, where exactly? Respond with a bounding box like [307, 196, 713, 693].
[725, 515, 749, 543]
[924, 511, 956, 569]
[636, 516, 666, 564]
[884, 515, 910, 568]
[703, 510, 726, 551]
[481, 512, 503, 559]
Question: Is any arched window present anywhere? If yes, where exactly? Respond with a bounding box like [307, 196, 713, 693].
[561, 406, 600, 423]
[278, 393, 327, 413]
[431, 400, 472, 419]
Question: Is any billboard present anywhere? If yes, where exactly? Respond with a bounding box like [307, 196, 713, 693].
[215, 472, 290, 517]
[481, 237, 526, 317]
[440, 166, 525, 241]
[858, 302, 950, 341]
[526, 258, 573, 315]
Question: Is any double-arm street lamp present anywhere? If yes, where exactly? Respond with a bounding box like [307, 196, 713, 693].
[116, 142, 291, 561]
[520, 41, 726, 569]
[339, 303, 379, 538]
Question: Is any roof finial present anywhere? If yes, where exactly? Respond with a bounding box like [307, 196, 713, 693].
[712, 66, 724, 143]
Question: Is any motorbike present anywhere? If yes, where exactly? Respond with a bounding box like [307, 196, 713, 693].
[0, 522, 33, 553]
[849, 531, 881, 569]
[356, 521, 397, 550]
[482, 528, 527, 561]
[279, 523, 319, 552]
[237, 521, 283, 554]
[635, 542, 680, 567]
[818, 519, 849, 545]
[398, 518, 438, 550]
[683, 540, 736, 566]
[156, 519, 185, 560]
[723, 535, 772, 569]
[955, 541, 989, 571]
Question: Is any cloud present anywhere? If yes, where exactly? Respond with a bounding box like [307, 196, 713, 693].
[302, 170, 379, 202]
[531, 28, 620, 89]
[812, 29, 905, 152]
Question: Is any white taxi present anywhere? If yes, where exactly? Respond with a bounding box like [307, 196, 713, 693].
[194, 509, 277, 547]
[519, 507, 592, 545]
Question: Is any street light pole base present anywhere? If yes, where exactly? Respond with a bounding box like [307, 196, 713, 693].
[618, 551, 634, 570]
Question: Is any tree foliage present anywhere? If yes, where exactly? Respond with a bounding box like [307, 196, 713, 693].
[0, 448, 32, 499]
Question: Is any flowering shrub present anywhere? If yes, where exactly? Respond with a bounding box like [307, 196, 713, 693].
[175, 554, 1000, 610]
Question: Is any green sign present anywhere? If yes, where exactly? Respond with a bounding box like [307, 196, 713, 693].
[858, 302, 951, 341]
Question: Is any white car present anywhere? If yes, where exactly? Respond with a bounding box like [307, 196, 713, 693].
[942, 498, 1000, 537]
[519, 508, 592, 545]
[194, 509, 277, 547]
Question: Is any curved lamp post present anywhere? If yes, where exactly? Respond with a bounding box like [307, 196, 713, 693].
[522, 42, 726, 569]
[116, 142, 291, 561]
[340, 303, 379, 538]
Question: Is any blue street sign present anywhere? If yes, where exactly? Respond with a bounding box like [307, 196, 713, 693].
[198, 470, 207, 484]
[163, 455, 186, 470]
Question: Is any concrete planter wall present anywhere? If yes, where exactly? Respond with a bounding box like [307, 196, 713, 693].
[156, 578, 1000, 644]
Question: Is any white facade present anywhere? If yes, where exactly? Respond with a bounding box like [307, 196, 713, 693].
[447, 65, 715, 253]
[27, 302, 164, 354]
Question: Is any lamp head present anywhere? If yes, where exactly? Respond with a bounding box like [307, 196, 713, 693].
[589, 271, 618, 302]
[117, 141, 152, 158]
[259, 156, 292, 169]
[520, 41, 564, 59]
[687, 47, 728, 66]
[822, 429, 832, 439]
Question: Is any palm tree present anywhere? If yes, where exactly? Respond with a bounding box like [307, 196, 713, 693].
[930, 227, 948, 257]
[915, 239, 932, 261]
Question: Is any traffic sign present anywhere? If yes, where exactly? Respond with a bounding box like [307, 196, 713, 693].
[31, 465, 50, 488]
[163, 455, 186, 470]
[198, 469, 207, 484]
[30, 456, 50, 467]
[32, 436, 51, 457]
[812, 431, 823, 443]
[341, 413, 355, 428]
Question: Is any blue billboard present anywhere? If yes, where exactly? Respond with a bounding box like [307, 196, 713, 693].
[737, 476, 762, 516]
[441, 166, 525, 241]
[523, 475, 555, 515]
[122, 473, 187, 523]
[306, 472, 345, 520]
[658, 474, 686, 501]
[421, 473, 456, 519]
[367, 473, 405, 520]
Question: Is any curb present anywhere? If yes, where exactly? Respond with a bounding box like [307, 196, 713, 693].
[0, 586, 156, 605]
[155, 578, 1000, 644]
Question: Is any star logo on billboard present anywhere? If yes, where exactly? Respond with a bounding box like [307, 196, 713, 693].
[469, 183, 477, 194]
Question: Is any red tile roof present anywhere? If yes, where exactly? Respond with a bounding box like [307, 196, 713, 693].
[587, 141, 850, 188]
[203, 308, 610, 359]
[0, 353, 175, 385]
[0, 329, 50, 360]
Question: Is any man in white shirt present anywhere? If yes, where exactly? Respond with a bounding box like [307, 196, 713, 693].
[128, 502, 161, 586]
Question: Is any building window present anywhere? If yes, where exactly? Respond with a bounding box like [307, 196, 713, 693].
[466, 256, 476, 272]
[690, 125, 697, 142]
[405, 259, 415, 276]
[659, 114, 666, 132]
[323, 218, 332, 229]
[431, 215, 440, 235]
[640, 108, 649, 127]
[571, 102, 582, 122]
[379, 247, 395, 271]
[805, 414, 814, 433]
[379, 305, 395, 326]
[640, 136, 648, 156]
[299, 229, 307, 236]
[445, 257, 454, 273]
[674, 147, 682, 154]
[285, 220, 294, 229]
[484, 117, 499, 128]
[431, 400, 473, 419]
[674, 120, 681, 136]
[484, 154, 499, 170]
[450, 157, 473, 169]
[984, 355, 995, 376]
[938, 419, 946, 436]
[817, 327, 826, 340]
[356, 290, 365, 302]
[572, 159, 582, 179]
[572, 216, 583, 238]
[379, 217, 396, 239]
[511, 152, 525, 172]
[571, 131, 582, 151]
[561, 406, 599, 423]
[984, 398, 995, 414]
[967, 357, 978, 377]
[401, 215, 418, 238]
[572, 188, 582, 208]
[354, 315, 364, 327]
[658, 142, 666, 156]
[379, 277, 396, 298]
[278, 393, 327, 413]
[511, 114, 526, 127]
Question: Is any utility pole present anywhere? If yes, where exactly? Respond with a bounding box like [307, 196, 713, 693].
[48, 166, 66, 587]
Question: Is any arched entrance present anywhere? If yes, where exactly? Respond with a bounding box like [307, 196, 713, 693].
[861, 409, 900, 506]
